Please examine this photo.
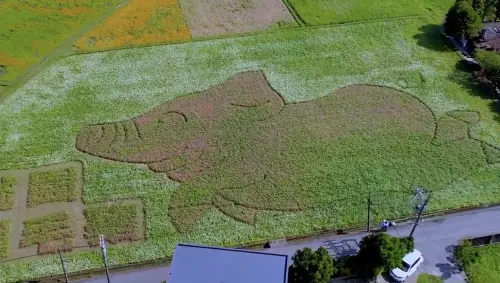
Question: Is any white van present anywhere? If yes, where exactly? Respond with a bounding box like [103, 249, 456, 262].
[390, 249, 424, 282]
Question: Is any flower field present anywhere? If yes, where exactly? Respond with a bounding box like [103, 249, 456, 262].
[0, 0, 122, 83]
[1, 3, 500, 282]
[74, 0, 191, 52]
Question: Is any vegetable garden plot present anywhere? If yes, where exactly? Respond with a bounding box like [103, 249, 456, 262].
[0, 162, 144, 262]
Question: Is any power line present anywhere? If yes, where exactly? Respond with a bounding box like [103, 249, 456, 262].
[100, 234, 111, 283]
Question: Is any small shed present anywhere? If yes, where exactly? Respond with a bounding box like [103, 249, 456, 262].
[169, 244, 289, 283]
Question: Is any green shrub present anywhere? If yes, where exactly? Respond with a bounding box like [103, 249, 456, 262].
[474, 50, 500, 89]
[456, 240, 479, 268]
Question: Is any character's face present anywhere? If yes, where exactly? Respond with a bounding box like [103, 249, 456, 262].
[76, 71, 285, 177]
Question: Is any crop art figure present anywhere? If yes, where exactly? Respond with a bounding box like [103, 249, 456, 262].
[76, 71, 500, 232]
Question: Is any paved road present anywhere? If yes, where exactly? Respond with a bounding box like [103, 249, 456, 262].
[76, 206, 500, 283]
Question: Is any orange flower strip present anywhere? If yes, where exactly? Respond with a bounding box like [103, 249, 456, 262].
[74, 0, 191, 52]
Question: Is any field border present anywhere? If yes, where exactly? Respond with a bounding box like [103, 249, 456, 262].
[279, 0, 305, 27]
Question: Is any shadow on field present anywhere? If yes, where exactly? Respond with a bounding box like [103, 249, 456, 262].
[413, 24, 452, 52]
[449, 61, 500, 125]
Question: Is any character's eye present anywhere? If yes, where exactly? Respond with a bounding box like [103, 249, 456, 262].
[157, 111, 187, 127]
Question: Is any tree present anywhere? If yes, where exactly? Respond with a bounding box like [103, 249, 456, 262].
[356, 233, 414, 279]
[474, 50, 500, 89]
[472, 0, 486, 18]
[484, 0, 497, 20]
[496, 0, 500, 19]
[445, 0, 483, 39]
[288, 247, 335, 283]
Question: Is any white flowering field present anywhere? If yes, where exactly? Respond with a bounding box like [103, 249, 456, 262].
[1, 18, 500, 282]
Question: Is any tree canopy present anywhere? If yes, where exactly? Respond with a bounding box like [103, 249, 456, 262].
[472, 0, 486, 17]
[356, 233, 415, 279]
[288, 247, 335, 283]
[445, 0, 483, 39]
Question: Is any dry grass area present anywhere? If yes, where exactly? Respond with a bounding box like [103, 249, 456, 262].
[28, 167, 78, 207]
[0, 220, 11, 259]
[178, 0, 296, 37]
[74, 0, 191, 52]
[76, 72, 499, 232]
[85, 202, 143, 246]
[20, 211, 75, 255]
[0, 176, 19, 211]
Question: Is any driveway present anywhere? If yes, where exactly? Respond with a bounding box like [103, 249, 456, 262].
[77, 205, 500, 283]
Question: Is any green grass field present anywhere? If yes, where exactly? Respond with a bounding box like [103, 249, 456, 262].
[0, 0, 121, 82]
[1, 3, 500, 282]
[458, 243, 500, 283]
[286, 0, 454, 25]
[417, 274, 444, 283]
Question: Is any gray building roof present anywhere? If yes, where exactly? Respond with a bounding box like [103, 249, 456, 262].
[169, 244, 288, 283]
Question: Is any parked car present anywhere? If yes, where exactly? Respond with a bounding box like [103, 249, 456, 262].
[390, 249, 424, 282]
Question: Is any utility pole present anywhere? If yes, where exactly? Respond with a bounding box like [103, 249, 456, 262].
[100, 234, 111, 283]
[58, 246, 69, 283]
[409, 192, 431, 238]
[367, 193, 372, 232]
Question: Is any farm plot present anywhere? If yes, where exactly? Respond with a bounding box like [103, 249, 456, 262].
[1, 18, 500, 282]
[74, 0, 191, 52]
[178, 0, 297, 37]
[0, 162, 144, 262]
[285, 0, 453, 25]
[85, 202, 144, 245]
[0, 0, 121, 83]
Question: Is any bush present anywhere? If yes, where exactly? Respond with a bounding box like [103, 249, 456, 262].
[474, 50, 500, 89]
[456, 240, 479, 268]
[288, 247, 334, 283]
